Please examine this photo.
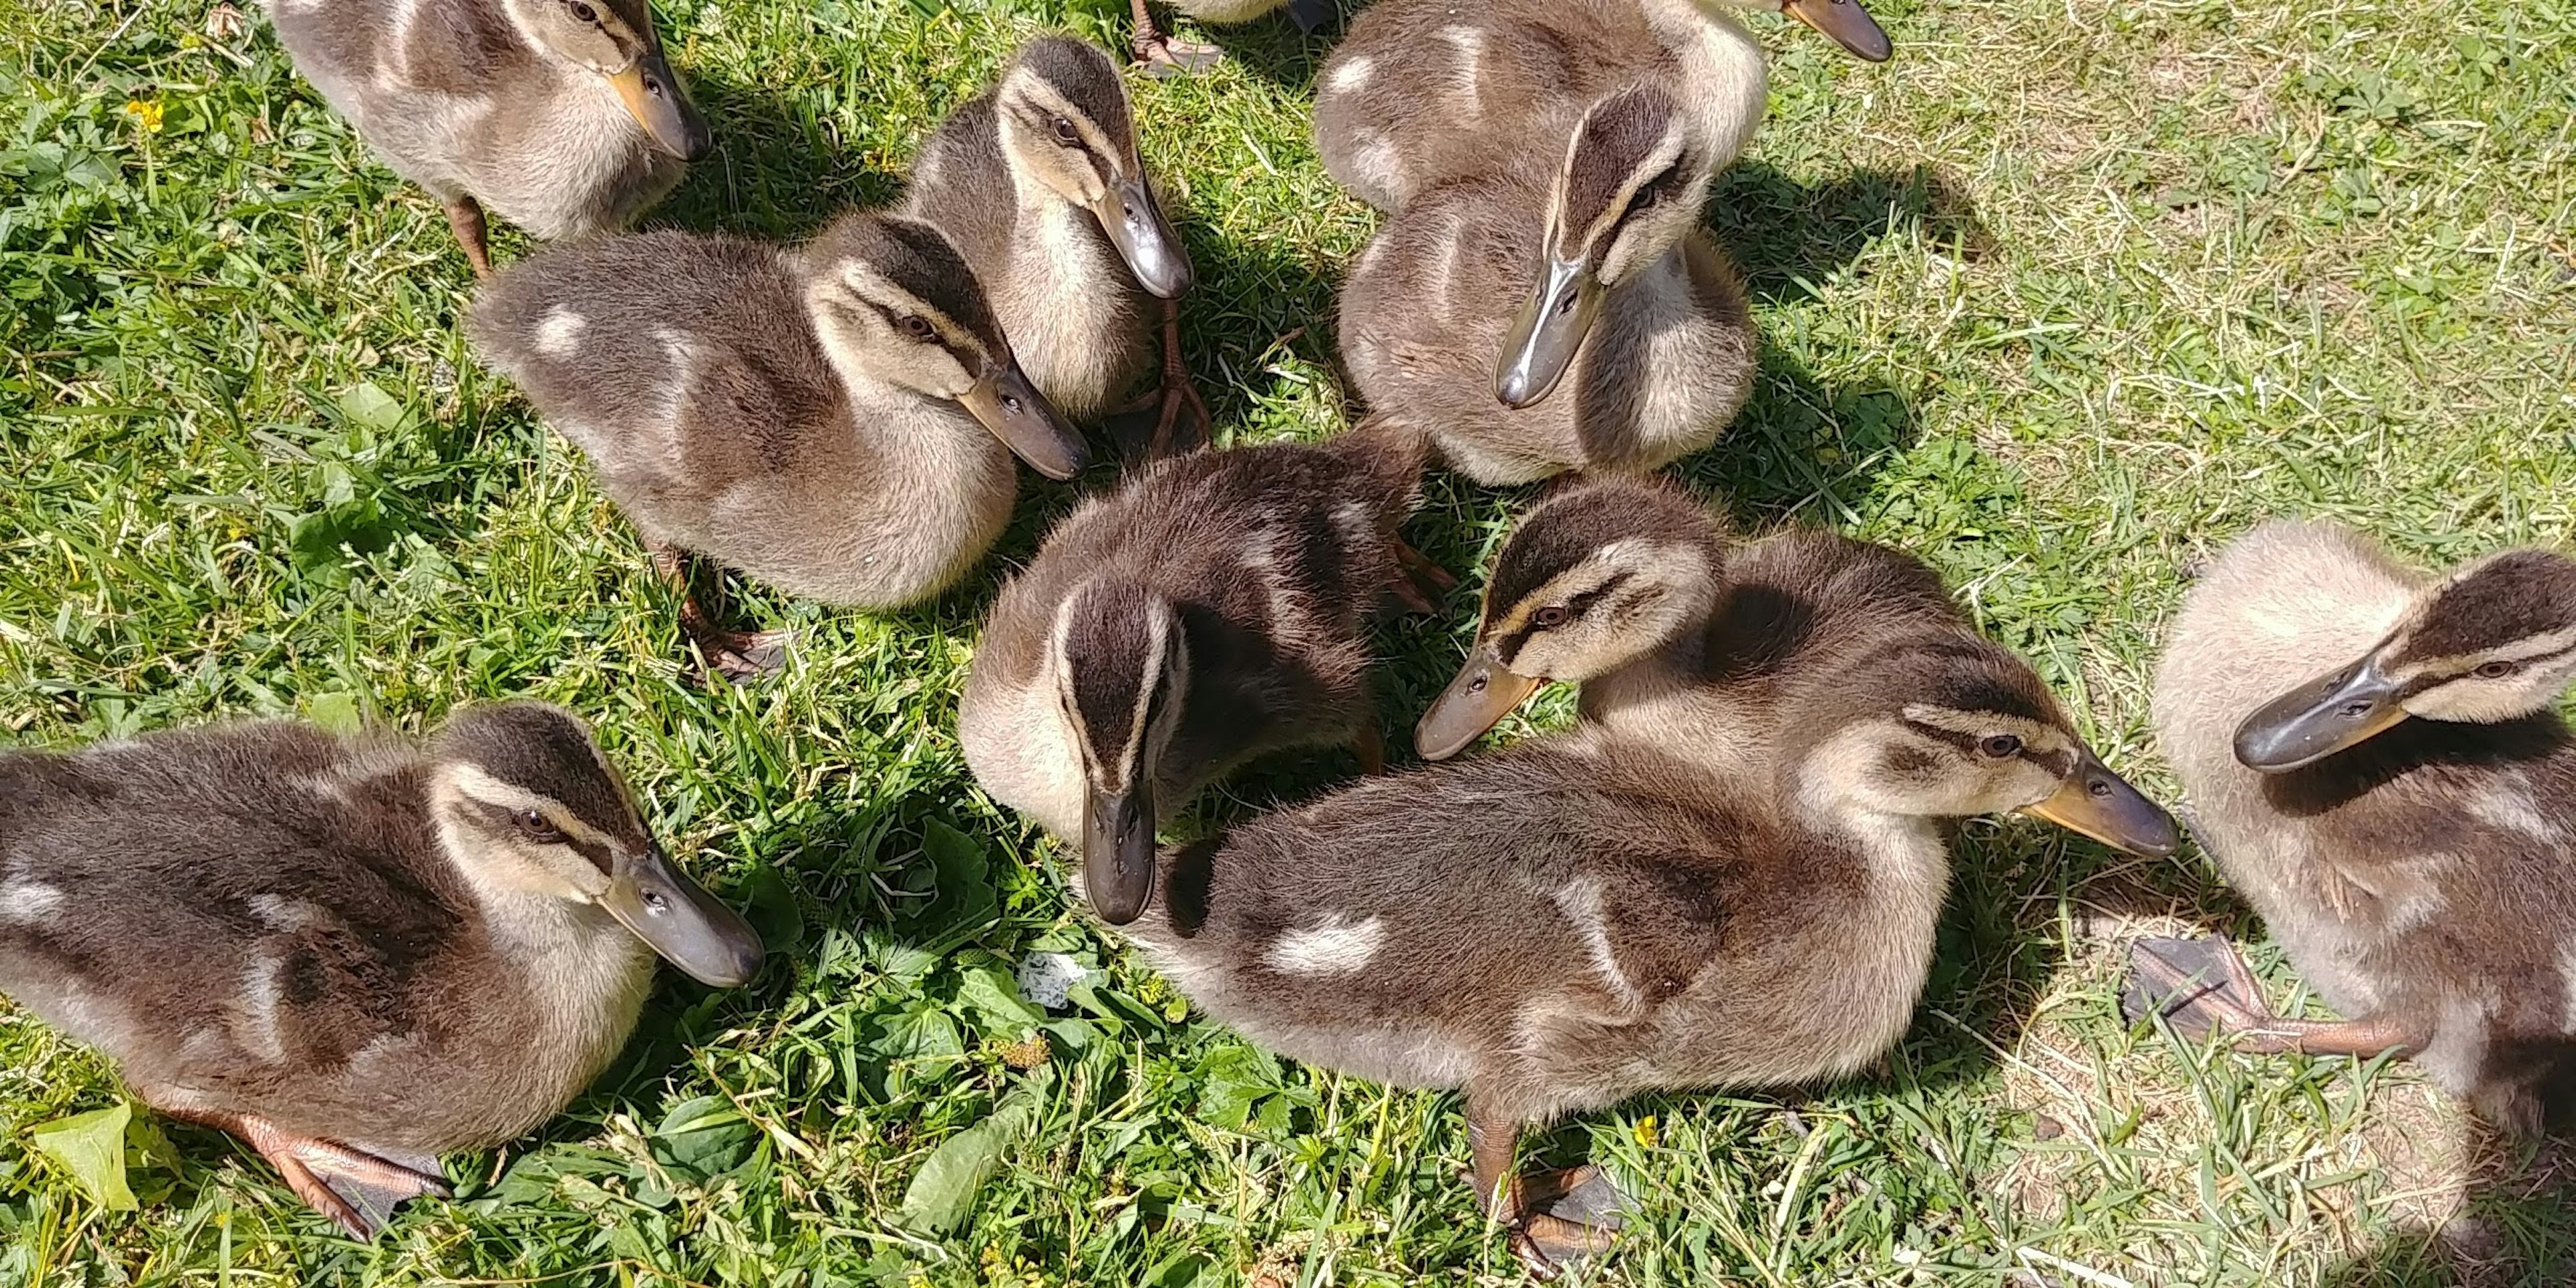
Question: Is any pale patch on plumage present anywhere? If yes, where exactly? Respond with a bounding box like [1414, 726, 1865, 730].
[534, 305, 588, 358]
[375, 0, 424, 89]
[1438, 26, 1486, 120]
[2467, 778, 2560, 843]
[2417, 994, 2493, 1099]
[1, 881, 65, 924]
[238, 953, 289, 1064]
[1264, 914, 1387, 975]
[247, 893, 331, 932]
[1115, 606, 1171, 790]
[1325, 54, 1373, 94]
[1347, 129, 1404, 203]
[2559, 941, 2576, 1029]
[1548, 877, 1638, 1006]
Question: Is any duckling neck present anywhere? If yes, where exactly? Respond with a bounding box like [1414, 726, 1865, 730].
[1786, 737, 1953, 900]
[1639, 0, 1772, 169]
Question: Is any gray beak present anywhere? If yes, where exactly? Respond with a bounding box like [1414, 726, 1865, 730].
[2234, 650, 2412, 772]
[1082, 782, 1157, 926]
[1415, 640, 1544, 761]
[610, 51, 712, 162]
[959, 354, 1088, 480]
[2017, 753, 2181, 858]
[1089, 176, 1193, 300]
[1495, 251, 1603, 409]
[599, 845, 764, 987]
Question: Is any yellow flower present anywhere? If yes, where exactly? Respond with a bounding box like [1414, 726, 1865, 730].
[123, 98, 164, 133]
[1633, 1115, 1659, 1148]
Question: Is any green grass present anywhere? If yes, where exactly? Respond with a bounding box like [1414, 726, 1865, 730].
[3, 0, 2574, 1283]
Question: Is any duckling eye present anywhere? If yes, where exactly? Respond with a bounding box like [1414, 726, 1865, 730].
[2477, 660, 2518, 679]
[517, 810, 566, 843]
[567, 1, 598, 22]
[898, 315, 936, 340]
[1532, 606, 1572, 629]
[1978, 734, 2023, 759]
[1051, 116, 1081, 146]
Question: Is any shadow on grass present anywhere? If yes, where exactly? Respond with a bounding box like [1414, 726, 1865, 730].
[2322, 1132, 2576, 1287]
[655, 70, 900, 241]
[1709, 160, 1990, 311]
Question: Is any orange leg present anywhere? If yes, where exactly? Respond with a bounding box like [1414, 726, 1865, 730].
[443, 196, 494, 279]
[164, 1108, 448, 1240]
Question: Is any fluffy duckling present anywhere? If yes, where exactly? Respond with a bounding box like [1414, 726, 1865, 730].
[959, 424, 1440, 925]
[2133, 521, 2576, 1134]
[1414, 475, 1964, 775]
[0, 702, 761, 1238]
[470, 213, 1085, 679]
[1340, 85, 1756, 486]
[904, 38, 1205, 457]
[1124, 612, 2174, 1273]
[1314, 0, 1890, 213]
[270, 0, 712, 277]
[1126, 0, 1332, 76]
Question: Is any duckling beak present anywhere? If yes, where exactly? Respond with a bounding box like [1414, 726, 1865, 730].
[2018, 755, 2180, 858]
[1417, 641, 1545, 760]
[1781, 0, 1894, 62]
[609, 51, 712, 162]
[600, 845, 765, 987]
[1083, 782, 1157, 925]
[2233, 651, 2410, 772]
[1089, 176, 1193, 300]
[959, 355, 1088, 480]
[1495, 252, 1603, 410]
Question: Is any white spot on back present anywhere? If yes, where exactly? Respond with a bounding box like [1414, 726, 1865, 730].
[1326, 55, 1373, 95]
[1, 881, 64, 924]
[1265, 914, 1385, 975]
[534, 305, 588, 358]
[1438, 27, 1486, 119]
[2468, 780, 2561, 843]
[238, 955, 288, 1064]
[1549, 877, 1636, 1006]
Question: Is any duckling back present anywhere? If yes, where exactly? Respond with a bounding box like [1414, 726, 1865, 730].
[2155, 521, 2576, 1131]
[0, 722, 647, 1153]
[469, 228, 1022, 608]
[1341, 169, 1754, 484]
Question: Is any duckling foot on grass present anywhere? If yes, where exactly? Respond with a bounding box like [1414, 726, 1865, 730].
[2123, 935, 2420, 1058]
[174, 1109, 451, 1240]
[1107, 299, 1212, 462]
[1128, 0, 1223, 76]
[443, 196, 494, 280]
[649, 543, 790, 682]
[1470, 1108, 1632, 1278]
[1382, 541, 1455, 614]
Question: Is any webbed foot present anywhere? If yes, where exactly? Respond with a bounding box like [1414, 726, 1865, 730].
[1511, 1165, 1631, 1277]
[2123, 934, 2420, 1059]
[184, 1111, 449, 1240]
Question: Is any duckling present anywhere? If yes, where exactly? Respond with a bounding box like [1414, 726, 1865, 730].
[269, 0, 712, 278]
[470, 212, 1086, 679]
[1125, 0, 1333, 77]
[1339, 85, 1757, 486]
[903, 37, 1206, 458]
[1313, 0, 1890, 213]
[1413, 474, 1960, 773]
[0, 702, 761, 1239]
[1124, 612, 2175, 1274]
[959, 423, 1442, 925]
[2130, 521, 2576, 1135]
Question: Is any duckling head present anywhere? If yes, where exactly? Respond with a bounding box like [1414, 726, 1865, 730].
[425, 702, 763, 987]
[497, 0, 711, 160]
[1794, 637, 2180, 857]
[1047, 578, 1191, 925]
[800, 213, 1088, 480]
[1496, 85, 1713, 409]
[2235, 547, 2576, 771]
[1417, 475, 1725, 759]
[993, 37, 1193, 299]
[1702, 0, 1894, 62]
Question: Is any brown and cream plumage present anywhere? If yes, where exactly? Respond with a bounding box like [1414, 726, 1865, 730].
[468, 212, 1085, 678]
[0, 702, 760, 1238]
[1339, 85, 1757, 486]
[2134, 520, 2576, 1134]
[268, 0, 710, 276]
[959, 425, 1438, 925]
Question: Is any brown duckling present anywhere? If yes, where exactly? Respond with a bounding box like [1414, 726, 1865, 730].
[270, 0, 711, 276]
[0, 702, 761, 1238]
[1340, 85, 1756, 485]
[903, 37, 1208, 457]
[2133, 520, 2576, 1134]
[1124, 606, 2175, 1274]
[469, 212, 1085, 679]
[959, 423, 1441, 924]
[1314, 0, 1890, 213]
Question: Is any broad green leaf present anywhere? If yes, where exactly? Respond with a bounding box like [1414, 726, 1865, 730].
[28, 1102, 135, 1212]
[898, 1099, 1030, 1234]
[955, 965, 1044, 1034]
[335, 380, 411, 432]
[918, 819, 996, 932]
[307, 690, 364, 734]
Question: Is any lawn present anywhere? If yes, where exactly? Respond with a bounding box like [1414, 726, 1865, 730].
[2, 0, 2573, 1283]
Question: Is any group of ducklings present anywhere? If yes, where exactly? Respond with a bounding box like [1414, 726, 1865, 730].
[3, 0, 2572, 1271]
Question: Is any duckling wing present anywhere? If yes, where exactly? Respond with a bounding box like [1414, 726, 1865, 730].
[0, 729, 470, 1101]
